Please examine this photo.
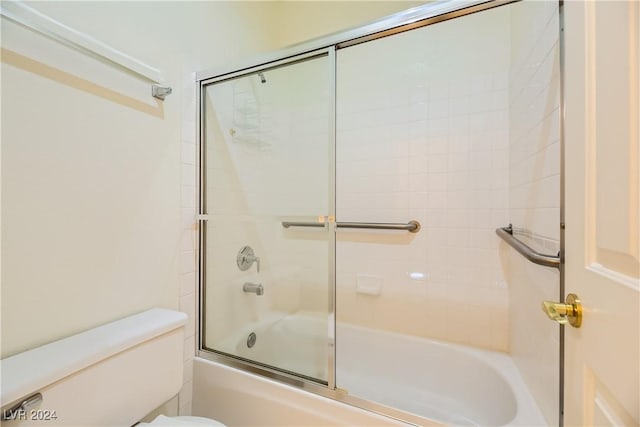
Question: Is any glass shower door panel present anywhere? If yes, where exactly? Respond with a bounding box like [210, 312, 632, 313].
[202, 53, 332, 383]
[335, 3, 559, 425]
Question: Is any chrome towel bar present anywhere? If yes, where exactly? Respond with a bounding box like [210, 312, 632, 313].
[282, 220, 421, 233]
[496, 225, 560, 269]
[0, 1, 172, 100]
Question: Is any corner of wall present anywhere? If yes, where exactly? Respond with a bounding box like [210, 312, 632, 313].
[178, 73, 199, 416]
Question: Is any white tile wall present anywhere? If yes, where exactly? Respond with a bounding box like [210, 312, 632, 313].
[508, 1, 561, 425]
[178, 73, 199, 416]
[335, 6, 512, 351]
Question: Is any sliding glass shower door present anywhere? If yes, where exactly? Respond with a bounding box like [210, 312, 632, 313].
[200, 51, 334, 383]
[198, 2, 561, 425]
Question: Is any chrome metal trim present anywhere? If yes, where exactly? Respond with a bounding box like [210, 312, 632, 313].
[336, 0, 518, 49]
[197, 77, 206, 352]
[199, 50, 330, 87]
[242, 282, 264, 296]
[236, 245, 260, 273]
[195, 0, 516, 83]
[196, 353, 425, 426]
[199, 349, 328, 387]
[282, 220, 421, 233]
[281, 221, 326, 229]
[198, 49, 338, 382]
[151, 84, 172, 100]
[496, 225, 561, 269]
[337, 220, 421, 233]
[327, 45, 337, 391]
[558, 0, 566, 425]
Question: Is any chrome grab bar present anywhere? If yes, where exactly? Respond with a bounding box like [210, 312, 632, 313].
[495, 225, 560, 269]
[338, 221, 421, 233]
[282, 220, 421, 233]
[281, 221, 325, 229]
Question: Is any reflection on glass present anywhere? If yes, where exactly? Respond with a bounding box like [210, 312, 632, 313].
[335, 3, 559, 425]
[202, 54, 331, 383]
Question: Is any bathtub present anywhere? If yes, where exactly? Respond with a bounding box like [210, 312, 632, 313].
[196, 311, 547, 426]
[336, 323, 547, 426]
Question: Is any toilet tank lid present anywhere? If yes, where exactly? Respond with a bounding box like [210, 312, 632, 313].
[0, 308, 188, 406]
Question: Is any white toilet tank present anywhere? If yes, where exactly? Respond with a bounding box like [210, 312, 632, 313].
[1, 309, 188, 426]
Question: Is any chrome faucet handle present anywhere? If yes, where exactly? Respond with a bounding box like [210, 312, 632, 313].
[249, 255, 260, 273]
[237, 246, 260, 272]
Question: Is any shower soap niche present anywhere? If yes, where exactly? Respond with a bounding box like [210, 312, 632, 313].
[356, 274, 382, 296]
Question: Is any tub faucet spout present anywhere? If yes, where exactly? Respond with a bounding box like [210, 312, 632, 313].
[243, 282, 264, 296]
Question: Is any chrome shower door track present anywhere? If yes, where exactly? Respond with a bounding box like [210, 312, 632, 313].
[196, 0, 518, 84]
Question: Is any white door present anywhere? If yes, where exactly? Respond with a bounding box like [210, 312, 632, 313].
[564, 1, 639, 426]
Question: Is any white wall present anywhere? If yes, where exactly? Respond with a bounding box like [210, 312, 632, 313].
[1, 0, 280, 416]
[507, 1, 561, 425]
[335, 6, 511, 352]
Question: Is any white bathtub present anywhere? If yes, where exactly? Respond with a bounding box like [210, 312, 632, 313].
[337, 323, 546, 426]
[197, 311, 546, 426]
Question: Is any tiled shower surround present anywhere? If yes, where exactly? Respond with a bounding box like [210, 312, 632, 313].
[336, 7, 511, 351]
[508, 1, 561, 424]
[197, 0, 560, 423]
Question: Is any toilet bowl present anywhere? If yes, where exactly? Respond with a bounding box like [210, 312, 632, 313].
[140, 415, 227, 426]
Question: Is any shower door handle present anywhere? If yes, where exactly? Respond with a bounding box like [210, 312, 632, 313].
[281, 220, 421, 233]
[542, 293, 582, 328]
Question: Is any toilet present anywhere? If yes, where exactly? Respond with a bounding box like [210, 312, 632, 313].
[0, 309, 226, 427]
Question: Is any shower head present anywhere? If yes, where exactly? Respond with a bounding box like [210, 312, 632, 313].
[257, 72, 266, 84]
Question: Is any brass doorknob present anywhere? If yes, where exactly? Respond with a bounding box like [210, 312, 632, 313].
[542, 293, 582, 328]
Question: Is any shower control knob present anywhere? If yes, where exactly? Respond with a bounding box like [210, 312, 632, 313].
[237, 246, 260, 272]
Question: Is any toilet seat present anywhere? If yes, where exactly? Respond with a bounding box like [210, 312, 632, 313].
[140, 415, 227, 426]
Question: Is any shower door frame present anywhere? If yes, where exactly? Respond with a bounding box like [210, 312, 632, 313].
[195, 0, 565, 425]
[197, 47, 337, 387]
